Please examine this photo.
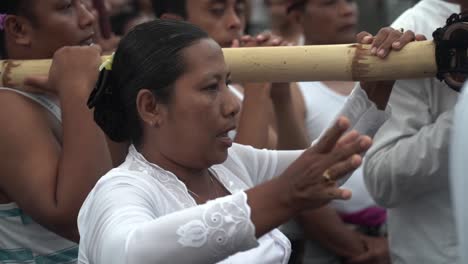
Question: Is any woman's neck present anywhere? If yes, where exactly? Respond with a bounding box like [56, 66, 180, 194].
[137, 142, 215, 195]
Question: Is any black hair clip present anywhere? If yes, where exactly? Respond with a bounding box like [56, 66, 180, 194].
[87, 68, 111, 109]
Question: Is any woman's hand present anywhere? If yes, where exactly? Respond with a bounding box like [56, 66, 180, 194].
[23, 45, 103, 98]
[356, 28, 426, 110]
[279, 116, 372, 211]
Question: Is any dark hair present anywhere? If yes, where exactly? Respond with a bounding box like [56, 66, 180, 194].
[0, 0, 34, 58]
[90, 19, 209, 145]
[287, 0, 306, 13]
[151, 0, 187, 18]
[110, 9, 140, 36]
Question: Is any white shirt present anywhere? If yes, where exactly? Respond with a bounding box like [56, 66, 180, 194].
[78, 87, 389, 264]
[363, 1, 461, 263]
[299, 82, 378, 213]
[451, 82, 468, 264]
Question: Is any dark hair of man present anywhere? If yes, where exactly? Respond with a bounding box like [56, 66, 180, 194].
[287, 0, 306, 13]
[0, 0, 35, 59]
[151, 0, 187, 18]
[92, 19, 209, 146]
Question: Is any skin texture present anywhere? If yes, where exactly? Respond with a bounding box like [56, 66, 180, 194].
[0, 0, 116, 242]
[264, 0, 303, 44]
[4, 0, 95, 59]
[299, 0, 358, 45]
[185, 0, 247, 48]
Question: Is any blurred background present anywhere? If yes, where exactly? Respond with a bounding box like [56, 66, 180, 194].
[248, 0, 421, 34]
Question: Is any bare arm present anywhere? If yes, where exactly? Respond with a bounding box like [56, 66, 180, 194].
[234, 83, 277, 149]
[297, 206, 366, 258]
[0, 46, 112, 242]
[271, 82, 309, 150]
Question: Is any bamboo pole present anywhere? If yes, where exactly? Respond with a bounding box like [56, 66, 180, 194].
[0, 41, 437, 88]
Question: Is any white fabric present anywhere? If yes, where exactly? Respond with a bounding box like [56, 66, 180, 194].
[0, 87, 61, 121]
[227, 85, 243, 140]
[0, 88, 77, 264]
[299, 82, 378, 213]
[77, 86, 388, 264]
[450, 82, 468, 264]
[363, 1, 461, 263]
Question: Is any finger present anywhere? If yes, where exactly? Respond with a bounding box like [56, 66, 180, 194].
[324, 187, 352, 201]
[231, 39, 240, 48]
[356, 31, 373, 44]
[256, 33, 269, 43]
[326, 154, 362, 181]
[241, 35, 252, 42]
[371, 28, 391, 55]
[89, 43, 103, 54]
[270, 37, 282, 46]
[326, 135, 372, 166]
[415, 34, 427, 41]
[312, 116, 350, 153]
[335, 130, 360, 147]
[391, 30, 415, 50]
[23, 75, 49, 90]
[376, 29, 404, 58]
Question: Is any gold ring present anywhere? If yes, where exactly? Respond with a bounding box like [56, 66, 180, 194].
[323, 169, 334, 183]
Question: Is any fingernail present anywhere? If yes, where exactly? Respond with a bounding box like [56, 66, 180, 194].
[378, 49, 385, 57]
[363, 36, 372, 42]
[371, 47, 377, 55]
[393, 42, 401, 48]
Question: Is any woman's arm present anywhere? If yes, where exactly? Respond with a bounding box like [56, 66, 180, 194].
[81, 117, 371, 264]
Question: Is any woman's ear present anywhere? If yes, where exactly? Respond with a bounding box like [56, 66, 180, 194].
[136, 89, 166, 128]
[4, 15, 33, 46]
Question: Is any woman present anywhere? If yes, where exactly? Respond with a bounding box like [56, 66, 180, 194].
[153, 0, 305, 150]
[77, 19, 389, 264]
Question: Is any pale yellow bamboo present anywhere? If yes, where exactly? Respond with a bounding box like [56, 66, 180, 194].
[0, 41, 437, 88]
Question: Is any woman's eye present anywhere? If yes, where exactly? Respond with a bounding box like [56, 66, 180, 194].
[205, 84, 220, 91]
[210, 7, 225, 16]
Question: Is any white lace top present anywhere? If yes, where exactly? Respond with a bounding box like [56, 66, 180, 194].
[77, 86, 389, 264]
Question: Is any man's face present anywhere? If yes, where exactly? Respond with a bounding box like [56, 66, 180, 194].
[26, 0, 96, 59]
[299, 0, 358, 45]
[185, 0, 247, 47]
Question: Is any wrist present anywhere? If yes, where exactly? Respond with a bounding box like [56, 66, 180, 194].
[57, 80, 94, 100]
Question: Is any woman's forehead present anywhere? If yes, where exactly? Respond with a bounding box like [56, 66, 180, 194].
[179, 39, 227, 75]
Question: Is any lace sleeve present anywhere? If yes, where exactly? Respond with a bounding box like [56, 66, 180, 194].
[78, 178, 258, 264]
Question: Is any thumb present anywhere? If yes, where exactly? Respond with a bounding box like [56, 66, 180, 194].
[231, 39, 240, 48]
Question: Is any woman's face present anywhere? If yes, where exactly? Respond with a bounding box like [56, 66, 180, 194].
[155, 38, 241, 169]
[300, 0, 358, 45]
[24, 0, 95, 59]
[186, 0, 247, 47]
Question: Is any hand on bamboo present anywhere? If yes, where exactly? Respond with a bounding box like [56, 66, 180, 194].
[278, 117, 372, 211]
[357, 27, 426, 58]
[232, 32, 290, 48]
[356, 29, 426, 110]
[23, 45, 102, 98]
